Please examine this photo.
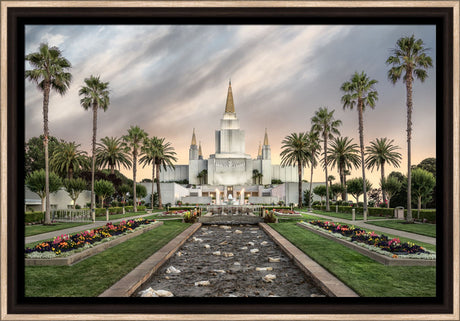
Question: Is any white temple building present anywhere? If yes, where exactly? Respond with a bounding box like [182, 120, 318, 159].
[148, 82, 321, 206]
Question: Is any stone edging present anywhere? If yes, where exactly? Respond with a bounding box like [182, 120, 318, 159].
[273, 212, 303, 217]
[99, 223, 202, 297]
[25, 221, 164, 266]
[296, 222, 436, 266]
[259, 223, 358, 297]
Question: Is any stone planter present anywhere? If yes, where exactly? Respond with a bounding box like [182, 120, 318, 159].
[296, 222, 435, 266]
[26, 221, 163, 266]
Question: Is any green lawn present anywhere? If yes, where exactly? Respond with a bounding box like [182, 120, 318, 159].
[95, 209, 164, 221]
[25, 221, 190, 297]
[25, 222, 89, 237]
[366, 220, 436, 238]
[270, 222, 436, 297]
[308, 210, 390, 221]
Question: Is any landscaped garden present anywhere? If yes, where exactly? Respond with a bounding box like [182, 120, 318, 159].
[365, 220, 436, 238]
[25, 221, 189, 297]
[270, 222, 436, 297]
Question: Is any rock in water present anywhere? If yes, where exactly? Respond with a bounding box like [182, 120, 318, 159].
[240, 246, 248, 250]
[260, 241, 268, 246]
[250, 249, 259, 254]
[155, 290, 174, 297]
[268, 257, 280, 262]
[256, 267, 273, 271]
[204, 244, 210, 249]
[212, 251, 221, 256]
[166, 266, 181, 274]
[223, 252, 234, 257]
[263, 274, 276, 283]
[176, 251, 182, 257]
[235, 230, 243, 234]
[139, 287, 158, 297]
[195, 280, 210, 286]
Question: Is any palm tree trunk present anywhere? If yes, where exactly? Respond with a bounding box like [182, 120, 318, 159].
[406, 76, 413, 221]
[308, 159, 314, 211]
[91, 104, 97, 221]
[43, 82, 51, 224]
[156, 162, 163, 209]
[298, 161, 302, 207]
[324, 136, 330, 211]
[417, 195, 421, 219]
[381, 163, 387, 207]
[111, 165, 115, 175]
[358, 100, 368, 220]
[133, 150, 137, 212]
[340, 165, 345, 201]
[151, 162, 155, 209]
[69, 167, 73, 180]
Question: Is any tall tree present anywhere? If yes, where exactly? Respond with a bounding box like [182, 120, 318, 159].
[96, 136, 132, 174]
[122, 126, 148, 212]
[365, 137, 402, 206]
[140, 136, 161, 208]
[347, 177, 373, 205]
[25, 135, 60, 175]
[305, 129, 321, 211]
[326, 136, 361, 201]
[380, 176, 402, 209]
[154, 138, 177, 209]
[79, 75, 110, 221]
[386, 35, 433, 221]
[25, 169, 62, 213]
[341, 71, 378, 220]
[63, 178, 88, 209]
[280, 132, 311, 207]
[411, 168, 436, 218]
[25, 43, 72, 224]
[50, 141, 89, 179]
[94, 179, 115, 208]
[311, 107, 342, 211]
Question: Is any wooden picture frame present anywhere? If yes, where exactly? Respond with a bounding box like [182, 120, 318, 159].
[1, 1, 458, 320]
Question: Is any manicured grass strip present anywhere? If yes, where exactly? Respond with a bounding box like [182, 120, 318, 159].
[270, 223, 436, 297]
[25, 222, 89, 237]
[95, 210, 155, 221]
[365, 220, 436, 238]
[311, 210, 389, 221]
[25, 221, 190, 297]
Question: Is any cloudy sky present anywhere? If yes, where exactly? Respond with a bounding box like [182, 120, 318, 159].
[25, 24, 436, 186]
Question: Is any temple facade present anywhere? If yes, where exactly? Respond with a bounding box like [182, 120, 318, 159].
[159, 81, 298, 187]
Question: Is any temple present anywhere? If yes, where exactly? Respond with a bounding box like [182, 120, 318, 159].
[157, 81, 303, 205]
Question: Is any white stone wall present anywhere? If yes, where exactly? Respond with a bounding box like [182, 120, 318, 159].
[271, 165, 299, 183]
[248, 196, 279, 204]
[188, 159, 208, 185]
[26, 187, 91, 210]
[208, 158, 253, 185]
[140, 182, 189, 205]
[159, 165, 188, 182]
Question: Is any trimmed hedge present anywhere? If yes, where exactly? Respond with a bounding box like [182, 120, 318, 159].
[93, 206, 148, 217]
[312, 205, 436, 223]
[25, 211, 44, 223]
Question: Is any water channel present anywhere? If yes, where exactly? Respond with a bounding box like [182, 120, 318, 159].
[135, 224, 327, 297]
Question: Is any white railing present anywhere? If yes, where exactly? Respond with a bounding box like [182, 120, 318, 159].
[51, 209, 92, 222]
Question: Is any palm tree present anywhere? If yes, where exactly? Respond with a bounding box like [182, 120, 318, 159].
[50, 141, 89, 179]
[365, 138, 402, 206]
[154, 138, 177, 209]
[122, 126, 148, 212]
[252, 169, 260, 185]
[386, 35, 433, 221]
[326, 136, 361, 201]
[79, 75, 110, 221]
[328, 175, 335, 191]
[305, 129, 321, 211]
[311, 107, 342, 211]
[96, 136, 132, 174]
[341, 71, 378, 220]
[25, 43, 72, 224]
[280, 132, 311, 207]
[140, 136, 161, 209]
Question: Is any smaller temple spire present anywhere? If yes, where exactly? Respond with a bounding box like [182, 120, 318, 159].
[191, 128, 197, 146]
[198, 141, 203, 157]
[257, 141, 262, 157]
[224, 80, 235, 114]
[263, 128, 269, 146]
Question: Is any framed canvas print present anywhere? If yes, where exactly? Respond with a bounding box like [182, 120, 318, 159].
[1, 1, 458, 320]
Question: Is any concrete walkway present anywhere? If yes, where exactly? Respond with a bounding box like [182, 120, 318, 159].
[299, 211, 436, 245]
[25, 213, 161, 244]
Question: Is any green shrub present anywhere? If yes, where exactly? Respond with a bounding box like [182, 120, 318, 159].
[264, 211, 277, 223]
[25, 211, 44, 223]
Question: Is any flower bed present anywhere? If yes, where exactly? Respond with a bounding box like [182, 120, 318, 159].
[298, 221, 435, 264]
[163, 210, 189, 216]
[273, 209, 302, 217]
[25, 218, 157, 258]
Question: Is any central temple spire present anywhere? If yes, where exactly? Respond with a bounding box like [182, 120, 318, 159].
[224, 80, 235, 114]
